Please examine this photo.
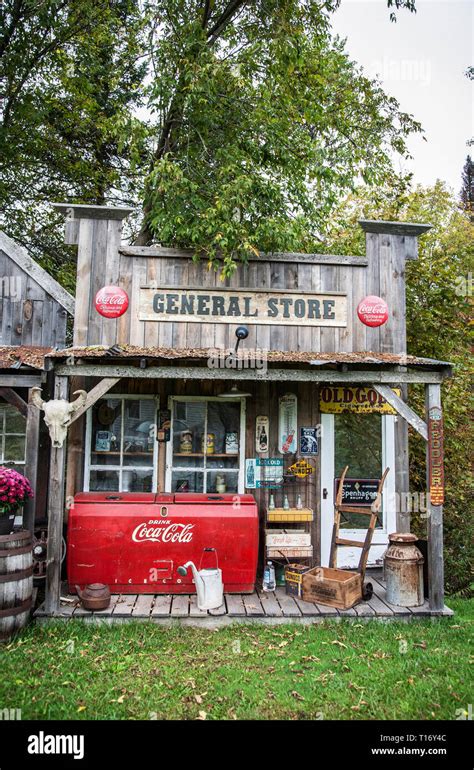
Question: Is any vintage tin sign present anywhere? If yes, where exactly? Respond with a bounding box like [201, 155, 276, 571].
[278, 393, 297, 453]
[428, 406, 444, 506]
[300, 427, 319, 455]
[357, 295, 389, 327]
[319, 386, 401, 414]
[95, 285, 129, 318]
[255, 415, 269, 454]
[334, 477, 379, 506]
[288, 459, 314, 479]
[245, 458, 284, 489]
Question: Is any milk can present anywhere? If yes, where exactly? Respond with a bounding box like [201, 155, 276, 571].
[384, 533, 424, 607]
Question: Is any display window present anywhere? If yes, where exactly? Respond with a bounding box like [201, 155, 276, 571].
[85, 396, 158, 492]
[166, 397, 246, 494]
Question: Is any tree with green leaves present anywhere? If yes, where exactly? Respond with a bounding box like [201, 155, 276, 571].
[1, 0, 419, 279]
[0, 0, 146, 286]
[134, 0, 421, 276]
[460, 156, 474, 218]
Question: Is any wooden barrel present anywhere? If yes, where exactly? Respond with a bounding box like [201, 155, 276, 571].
[0, 530, 33, 640]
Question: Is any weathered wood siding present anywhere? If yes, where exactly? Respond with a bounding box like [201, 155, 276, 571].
[70, 211, 416, 354]
[0, 248, 67, 347]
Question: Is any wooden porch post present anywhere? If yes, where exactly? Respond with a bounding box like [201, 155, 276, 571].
[425, 383, 445, 612]
[44, 375, 68, 615]
[23, 388, 41, 535]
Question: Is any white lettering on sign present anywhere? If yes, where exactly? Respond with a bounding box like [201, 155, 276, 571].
[131, 521, 194, 543]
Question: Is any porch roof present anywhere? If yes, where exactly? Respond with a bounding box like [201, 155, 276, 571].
[47, 345, 452, 369]
[47, 345, 452, 384]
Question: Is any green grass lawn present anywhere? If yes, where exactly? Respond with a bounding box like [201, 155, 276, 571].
[1, 599, 472, 721]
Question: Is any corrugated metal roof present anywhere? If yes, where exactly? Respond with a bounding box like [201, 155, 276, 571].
[0, 346, 53, 370]
[47, 346, 452, 369]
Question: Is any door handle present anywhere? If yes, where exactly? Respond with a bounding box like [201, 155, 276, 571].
[323, 488, 328, 499]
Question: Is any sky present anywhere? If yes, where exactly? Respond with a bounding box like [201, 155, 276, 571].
[331, 0, 473, 195]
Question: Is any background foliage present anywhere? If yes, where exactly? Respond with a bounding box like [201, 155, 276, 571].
[323, 181, 473, 593]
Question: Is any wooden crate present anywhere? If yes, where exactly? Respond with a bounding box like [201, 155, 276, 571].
[301, 567, 362, 609]
[265, 529, 311, 547]
[266, 546, 313, 559]
[267, 508, 313, 523]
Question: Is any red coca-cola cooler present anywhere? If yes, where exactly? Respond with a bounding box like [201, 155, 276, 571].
[67, 492, 259, 594]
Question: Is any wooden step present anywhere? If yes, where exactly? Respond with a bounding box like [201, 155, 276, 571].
[335, 537, 366, 547]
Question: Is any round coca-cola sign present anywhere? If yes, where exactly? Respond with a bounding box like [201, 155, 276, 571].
[357, 295, 389, 327]
[95, 286, 129, 318]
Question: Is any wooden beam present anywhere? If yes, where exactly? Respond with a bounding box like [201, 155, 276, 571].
[69, 377, 121, 424]
[372, 384, 428, 440]
[425, 383, 445, 613]
[0, 374, 43, 387]
[0, 387, 27, 417]
[54, 363, 448, 385]
[23, 389, 41, 534]
[119, 245, 368, 266]
[44, 376, 68, 616]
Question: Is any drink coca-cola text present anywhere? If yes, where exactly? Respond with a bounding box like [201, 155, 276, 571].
[132, 521, 194, 543]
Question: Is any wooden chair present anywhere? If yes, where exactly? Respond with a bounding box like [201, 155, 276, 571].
[329, 465, 390, 584]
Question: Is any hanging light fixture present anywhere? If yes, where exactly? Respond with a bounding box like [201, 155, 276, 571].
[218, 383, 252, 398]
[218, 327, 252, 397]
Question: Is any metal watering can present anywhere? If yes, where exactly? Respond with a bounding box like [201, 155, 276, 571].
[177, 548, 223, 610]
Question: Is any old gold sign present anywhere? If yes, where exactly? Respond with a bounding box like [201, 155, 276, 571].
[319, 386, 402, 414]
[139, 288, 347, 327]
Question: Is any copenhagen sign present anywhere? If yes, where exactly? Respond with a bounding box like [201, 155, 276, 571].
[139, 287, 347, 327]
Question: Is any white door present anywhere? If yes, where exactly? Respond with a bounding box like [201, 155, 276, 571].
[320, 412, 396, 568]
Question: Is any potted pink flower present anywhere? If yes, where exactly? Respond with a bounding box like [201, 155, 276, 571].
[0, 467, 33, 535]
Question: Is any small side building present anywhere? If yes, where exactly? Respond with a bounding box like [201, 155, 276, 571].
[0, 231, 75, 535]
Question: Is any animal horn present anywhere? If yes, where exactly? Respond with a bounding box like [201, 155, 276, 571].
[70, 390, 87, 411]
[31, 387, 45, 410]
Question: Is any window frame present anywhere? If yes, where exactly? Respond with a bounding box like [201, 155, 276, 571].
[166, 395, 246, 494]
[84, 394, 159, 492]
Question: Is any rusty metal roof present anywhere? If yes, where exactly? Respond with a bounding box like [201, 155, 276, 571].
[0, 346, 53, 370]
[47, 346, 451, 369]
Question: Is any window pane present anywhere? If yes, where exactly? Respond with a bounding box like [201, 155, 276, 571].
[90, 399, 121, 465]
[4, 435, 26, 462]
[172, 401, 205, 466]
[4, 406, 26, 434]
[122, 468, 154, 492]
[334, 413, 383, 529]
[207, 401, 240, 456]
[123, 400, 155, 466]
[171, 471, 204, 493]
[90, 470, 120, 491]
[207, 471, 238, 494]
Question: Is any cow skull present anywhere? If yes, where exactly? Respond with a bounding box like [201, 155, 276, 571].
[31, 388, 87, 448]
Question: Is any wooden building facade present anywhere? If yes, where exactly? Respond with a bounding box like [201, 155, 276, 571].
[36, 204, 451, 617]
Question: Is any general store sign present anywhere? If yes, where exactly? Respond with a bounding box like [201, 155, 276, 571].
[139, 287, 347, 327]
[319, 386, 401, 414]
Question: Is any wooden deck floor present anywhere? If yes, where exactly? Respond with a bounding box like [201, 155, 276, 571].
[35, 572, 452, 626]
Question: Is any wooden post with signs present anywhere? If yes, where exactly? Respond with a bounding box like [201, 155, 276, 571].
[44, 375, 68, 615]
[425, 383, 445, 612]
